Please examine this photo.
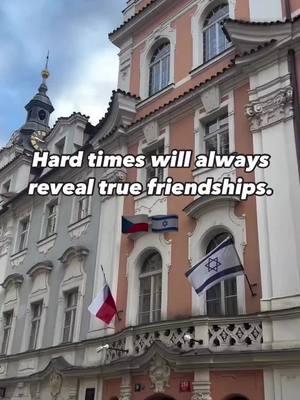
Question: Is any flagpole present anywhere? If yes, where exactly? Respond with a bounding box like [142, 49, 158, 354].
[100, 265, 122, 321]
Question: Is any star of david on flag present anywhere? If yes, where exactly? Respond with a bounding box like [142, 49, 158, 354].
[151, 215, 179, 233]
[185, 236, 244, 295]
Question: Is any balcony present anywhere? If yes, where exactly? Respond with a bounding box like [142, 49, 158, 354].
[101, 315, 263, 364]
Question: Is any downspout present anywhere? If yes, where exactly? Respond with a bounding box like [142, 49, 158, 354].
[285, 0, 300, 178]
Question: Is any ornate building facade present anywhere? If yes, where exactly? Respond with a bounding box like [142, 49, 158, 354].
[1, 0, 300, 399]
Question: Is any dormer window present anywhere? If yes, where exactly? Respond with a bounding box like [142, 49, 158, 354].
[203, 4, 230, 62]
[149, 41, 170, 96]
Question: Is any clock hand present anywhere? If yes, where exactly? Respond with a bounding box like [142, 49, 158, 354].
[34, 137, 45, 143]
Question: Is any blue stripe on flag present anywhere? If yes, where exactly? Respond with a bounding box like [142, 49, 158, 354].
[195, 265, 243, 294]
[152, 227, 178, 232]
[151, 215, 178, 221]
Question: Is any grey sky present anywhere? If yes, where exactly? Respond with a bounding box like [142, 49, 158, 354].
[0, 0, 126, 147]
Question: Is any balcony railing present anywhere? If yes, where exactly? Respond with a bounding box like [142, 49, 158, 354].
[102, 315, 263, 364]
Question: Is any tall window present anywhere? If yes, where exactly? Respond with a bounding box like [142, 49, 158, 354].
[18, 216, 30, 251]
[144, 143, 164, 183]
[46, 200, 58, 237]
[139, 252, 162, 324]
[206, 232, 238, 316]
[85, 389, 96, 400]
[203, 4, 230, 62]
[77, 194, 90, 221]
[204, 114, 229, 155]
[63, 290, 78, 343]
[1, 311, 13, 354]
[149, 42, 170, 96]
[28, 301, 43, 350]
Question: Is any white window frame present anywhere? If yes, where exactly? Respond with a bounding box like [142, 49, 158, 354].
[62, 289, 78, 344]
[18, 216, 30, 252]
[203, 4, 230, 63]
[149, 42, 171, 97]
[143, 141, 165, 184]
[138, 253, 162, 324]
[28, 301, 43, 350]
[139, 26, 176, 100]
[45, 200, 58, 237]
[191, 0, 235, 69]
[204, 114, 230, 155]
[1, 310, 13, 354]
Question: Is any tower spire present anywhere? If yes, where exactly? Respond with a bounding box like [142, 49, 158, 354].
[41, 50, 50, 83]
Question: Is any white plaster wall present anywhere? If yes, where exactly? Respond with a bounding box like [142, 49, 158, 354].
[265, 368, 300, 400]
[249, 0, 283, 21]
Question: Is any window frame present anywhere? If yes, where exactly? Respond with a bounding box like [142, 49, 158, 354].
[149, 42, 171, 97]
[18, 215, 30, 252]
[143, 142, 165, 184]
[138, 252, 162, 325]
[1, 310, 13, 355]
[28, 301, 43, 350]
[205, 232, 238, 317]
[204, 114, 229, 155]
[45, 200, 58, 237]
[62, 289, 78, 343]
[203, 3, 230, 63]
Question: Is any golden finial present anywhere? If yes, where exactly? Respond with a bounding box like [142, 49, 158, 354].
[41, 50, 50, 81]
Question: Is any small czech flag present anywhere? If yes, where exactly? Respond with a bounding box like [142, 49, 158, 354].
[122, 215, 149, 234]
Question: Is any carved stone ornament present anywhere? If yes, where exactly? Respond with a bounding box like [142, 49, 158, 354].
[191, 393, 212, 400]
[200, 86, 220, 113]
[245, 86, 293, 132]
[49, 372, 63, 399]
[149, 355, 171, 393]
[143, 121, 159, 144]
[120, 384, 132, 400]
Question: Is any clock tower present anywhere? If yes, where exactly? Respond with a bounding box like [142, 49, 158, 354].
[10, 56, 54, 149]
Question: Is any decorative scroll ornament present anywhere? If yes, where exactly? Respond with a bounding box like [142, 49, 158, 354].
[245, 86, 293, 132]
[191, 393, 212, 400]
[149, 355, 171, 393]
[49, 372, 63, 399]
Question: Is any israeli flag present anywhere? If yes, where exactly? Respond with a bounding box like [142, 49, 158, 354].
[185, 236, 244, 295]
[151, 215, 179, 232]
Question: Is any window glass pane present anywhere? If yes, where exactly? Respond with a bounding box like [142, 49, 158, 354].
[206, 283, 221, 316]
[85, 389, 95, 400]
[152, 273, 162, 322]
[219, 130, 229, 154]
[205, 135, 218, 154]
[141, 253, 162, 274]
[149, 42, 170, 95]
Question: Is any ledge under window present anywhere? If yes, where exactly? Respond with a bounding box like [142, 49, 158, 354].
[37, 234, 57, 255]
[68, 215, 91, 239]
[137, 83, 175, 109]
[190, 47, 235, 78]
[10, 248, 28, 267]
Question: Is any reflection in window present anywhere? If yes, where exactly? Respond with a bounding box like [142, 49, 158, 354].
[206, 232, 238, 316]
[203, 4, 230, 62]
[139, 252, 162, 324]
[149, 42, 170, 96]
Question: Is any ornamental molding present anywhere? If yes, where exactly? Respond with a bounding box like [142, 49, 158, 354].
[68, 216, 91, 239]
[191, 393, 212, 400]
[49, 371, 63, 399]
[0, 230, 13, 256]
[58, 246, 89, 264]
[245, 86, 293, 132]
[149, 355, 171, 393]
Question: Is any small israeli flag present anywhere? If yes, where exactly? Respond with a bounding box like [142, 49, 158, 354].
[185, 236, 244, 295]
[151, 215, 179, 232]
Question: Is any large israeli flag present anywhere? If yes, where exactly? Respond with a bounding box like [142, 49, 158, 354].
[185, 236, 244, 295]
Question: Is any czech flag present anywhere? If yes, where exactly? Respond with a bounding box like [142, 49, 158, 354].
[122, 215, 149, 234]
[88, 280, 117, 324]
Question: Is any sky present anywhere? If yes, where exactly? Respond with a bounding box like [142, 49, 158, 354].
[0, 0, 126, 148]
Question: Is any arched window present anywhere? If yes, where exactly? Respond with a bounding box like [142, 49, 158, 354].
[149, 42, 170, 96]
[139, 252, 162, 324]
[206, 232, 238, 316]
[203, 4, 230, 62]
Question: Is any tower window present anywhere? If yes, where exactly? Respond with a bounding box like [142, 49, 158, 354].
[38, 110, 46, 121]
[203, 4, 230, 62]
[149, 42, 170, 96]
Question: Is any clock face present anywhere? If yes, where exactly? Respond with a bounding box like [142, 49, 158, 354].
[31, 130, 47, 152]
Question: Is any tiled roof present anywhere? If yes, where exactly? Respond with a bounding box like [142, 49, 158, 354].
[109, 0, 158, 38]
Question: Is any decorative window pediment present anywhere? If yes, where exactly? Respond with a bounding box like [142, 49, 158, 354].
[183, 195, 240, 219]
[58, 246, 89, 265]
[1, 273, 24, 290]
[27, 261, 53, 278]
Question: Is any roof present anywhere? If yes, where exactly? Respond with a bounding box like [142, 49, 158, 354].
[109, 0, 158, 39]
